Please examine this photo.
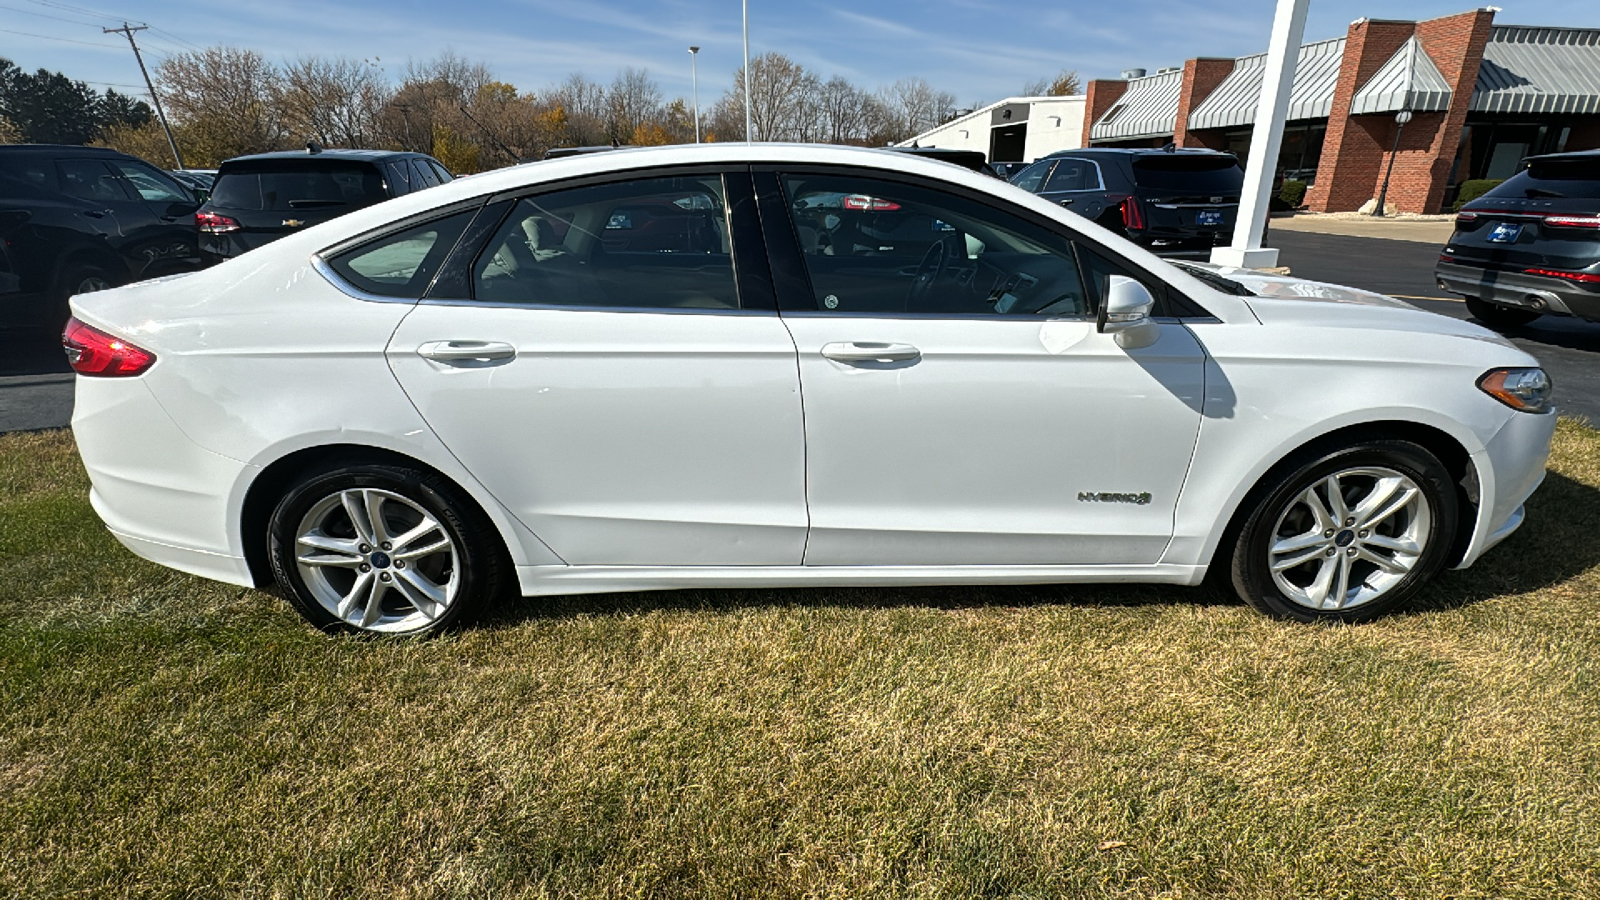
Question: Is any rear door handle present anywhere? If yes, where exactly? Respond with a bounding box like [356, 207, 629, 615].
[417, 340, 517, 362]
[820, 342, 921, 363]
[1058, 198, 1074, 206]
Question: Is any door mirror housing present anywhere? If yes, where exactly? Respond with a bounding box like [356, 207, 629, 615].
[1098, 275, 1159, 348]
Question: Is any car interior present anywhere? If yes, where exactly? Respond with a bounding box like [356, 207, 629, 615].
[473, 175, 737, 310]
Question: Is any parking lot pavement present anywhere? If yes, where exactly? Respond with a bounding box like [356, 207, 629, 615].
[0, 331, 73, 433]
[1274, 230, 1600, 425]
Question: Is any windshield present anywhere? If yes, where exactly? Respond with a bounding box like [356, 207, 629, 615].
[1484, 157, 1600, 201]
[1132, 155, 1244, 193]
[209, 161, 386, 211]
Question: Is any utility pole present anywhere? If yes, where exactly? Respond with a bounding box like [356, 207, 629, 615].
[104, 22, 184, 170]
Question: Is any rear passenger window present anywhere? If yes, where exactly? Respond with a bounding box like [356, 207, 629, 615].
[386, 161, 413, 195]
[58, 160, 129, 202]
[325, 210, 475, 298]
[1044, 159, 1097, 192]
[471, 175, 737, 310]
[410, 159, 440, 188]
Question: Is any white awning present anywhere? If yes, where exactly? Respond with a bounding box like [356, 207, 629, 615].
[1472, 25, 1600, 115]
[1186, 38, 1345, 132]
[1090, 69, 1183, 142]
[1350, 37, 1452, 114]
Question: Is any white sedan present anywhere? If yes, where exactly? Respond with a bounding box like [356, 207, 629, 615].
[65, 144, 1556, 635]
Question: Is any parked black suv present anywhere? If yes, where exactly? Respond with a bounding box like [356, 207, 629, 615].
[0, 145, 202, 330]
[1436, 149, 1600, 329]
[1009, 148, 1245, 259]
[198, 148, 452, 261]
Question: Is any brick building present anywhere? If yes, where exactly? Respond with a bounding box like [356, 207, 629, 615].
[1075, 8, 1600, 213]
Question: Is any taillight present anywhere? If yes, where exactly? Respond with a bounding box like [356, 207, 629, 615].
[840, 194, 901, 211]
[1543, 214, 1600, 229]
[1119, 196, 1146, 231]
[1524, 267, 1600, 284]
[62, 317, 155, 377]
[1455, 211, 1478, 225]
[196, 211, 240, 234]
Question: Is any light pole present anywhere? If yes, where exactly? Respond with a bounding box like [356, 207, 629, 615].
[1372, 108, 1414, 217]
[689, 46, 701, 143]
[742, 0, 753, 142]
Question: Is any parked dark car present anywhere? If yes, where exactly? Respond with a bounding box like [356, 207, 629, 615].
[197, 148, 452, 261]
[0, 144, 202, 330]
[1009, 147, 1246, 259]
[889, 146, 1003, 178]
[992, 161, 1030, 181]
[1436, 149, 1600, 329]
[168, 169, 216, 202]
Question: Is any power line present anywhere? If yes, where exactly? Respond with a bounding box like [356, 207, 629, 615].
[0, 26, 115, 47]
[18, 0, 131, 23]
[0, 1, 105, 26]
[149, 27, 204, 52]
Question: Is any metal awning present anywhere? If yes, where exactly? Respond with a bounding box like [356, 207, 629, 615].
[1350, 37, 1452, 114]
[1090, 69, 1183, 142]
[1186, 38, 1345, 132]
[1472, 25, 1600, 115]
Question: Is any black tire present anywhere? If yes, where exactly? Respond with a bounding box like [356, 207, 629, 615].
[49, 260, 119, 331]
[267, 463, 507, 636]
[1228, 439, 1458, 623]
[1464, 295, 1539, 330]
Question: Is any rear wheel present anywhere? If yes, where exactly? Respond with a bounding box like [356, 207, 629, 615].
[1464, 295, 1539, 330]
[267, 463, 506, 635]
[1229, 440, 1458, 623]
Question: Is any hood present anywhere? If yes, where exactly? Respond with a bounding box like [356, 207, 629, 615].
[1184, 262, 1519, 347]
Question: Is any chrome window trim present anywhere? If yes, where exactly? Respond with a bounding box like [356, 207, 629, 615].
[1050, 157, 1107, 193]
[416, 297, 775, 316]
[311, 254, 420, 305]
[778, 309, 1097, 323]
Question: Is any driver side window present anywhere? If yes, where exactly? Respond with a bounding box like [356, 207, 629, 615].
[778, 172, 1089, 317]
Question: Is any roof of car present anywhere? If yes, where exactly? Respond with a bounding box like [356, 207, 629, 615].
[221, 149, 434, 164]
[1045, 147, 1238, 159]
[1524, 148, 1600, 164]
[0, 144, 137, 157]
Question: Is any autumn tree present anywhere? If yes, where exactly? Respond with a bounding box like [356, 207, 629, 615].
[1022, 70, 1082, 97]
[876, 77, 957, 143]
[156, 47, 286, 164]
[607, 67, 662, 143]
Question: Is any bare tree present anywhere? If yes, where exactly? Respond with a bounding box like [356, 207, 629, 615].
[546, 73, 607, 146]
[607, 67, 662, 143]
[1021, 69, 1082, 97]
[877, 77, 956, 143]
[277, 56, 390, 147]
[719, 53, 819, 141]
[156, 47, 285, 160]
[815, 76, 882, 145]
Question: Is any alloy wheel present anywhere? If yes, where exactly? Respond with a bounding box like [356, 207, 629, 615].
[1266, 466, 1431, 611]
[293, 488, 459, 633]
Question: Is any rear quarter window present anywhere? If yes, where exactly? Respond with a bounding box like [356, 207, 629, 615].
[1486, 158, 1600, 200]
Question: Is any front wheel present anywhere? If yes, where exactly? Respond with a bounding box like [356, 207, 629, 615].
[1228, 440, 1458, 623]
[267, 463, 506, 635]
[1464, 295, 1539, 330]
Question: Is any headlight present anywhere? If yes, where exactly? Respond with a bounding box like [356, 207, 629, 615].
[1478, 367, 1553, 413]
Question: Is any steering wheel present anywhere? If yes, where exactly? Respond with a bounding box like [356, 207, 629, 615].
[906, 238, 949, 307]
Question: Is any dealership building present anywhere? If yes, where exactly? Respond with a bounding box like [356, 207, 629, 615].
[906, 8, 1600, 214]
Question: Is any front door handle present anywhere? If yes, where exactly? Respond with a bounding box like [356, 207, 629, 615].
[820, 342, 921, 363]
[417, 340, 517, 362]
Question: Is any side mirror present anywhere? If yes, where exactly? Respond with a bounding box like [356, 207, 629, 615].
[1097, 275, 1159, 349]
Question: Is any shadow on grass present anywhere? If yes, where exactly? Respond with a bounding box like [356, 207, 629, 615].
[480, 471, 1600, 627]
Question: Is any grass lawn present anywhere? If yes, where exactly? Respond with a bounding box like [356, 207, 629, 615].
[3, 423, 1600, 898]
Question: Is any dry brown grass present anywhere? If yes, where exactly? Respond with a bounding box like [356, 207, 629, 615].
[3, 423, 1600, 898]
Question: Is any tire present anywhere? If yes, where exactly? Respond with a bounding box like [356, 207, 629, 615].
[45, 259, 120, 332]
[267, 463, 507, 636]
[1464, 295, 1539, 330]
[1228, 439, 1458, 623]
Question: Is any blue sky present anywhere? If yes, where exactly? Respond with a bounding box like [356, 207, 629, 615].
[3, 0, 1598, 109]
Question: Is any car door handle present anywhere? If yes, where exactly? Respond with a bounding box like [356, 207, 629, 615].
[417, 340, 517, 362]
[820, 342, 921, 363]
[1058, 198, 1074, 206]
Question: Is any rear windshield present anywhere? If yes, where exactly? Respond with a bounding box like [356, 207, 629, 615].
[209, 161, 386, 211]
[1485, 157, 1600, 200]
[1131, 155, 1244, 193]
